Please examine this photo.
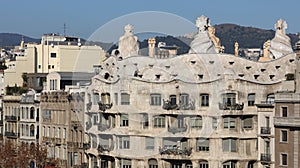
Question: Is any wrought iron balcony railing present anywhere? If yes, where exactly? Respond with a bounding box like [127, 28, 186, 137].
[162, 100, 178, 110]
[260, 127, 271, 135]
[168, 125, 187, 134]
[97, 144, 114, 153]
[218, 103, 244, 110]
[159, 146, 192, 156]
[261, 153, 271, 162]
[98, 101, 113, 112]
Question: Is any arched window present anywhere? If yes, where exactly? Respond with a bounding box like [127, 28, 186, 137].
[30, 107, 35, 119]
[199, 161, 209, 168]
[26, 125, 29, 136]
[101, 93, 111, 104]
[223, 161, 236, 168]
[30, 124, 34, 137]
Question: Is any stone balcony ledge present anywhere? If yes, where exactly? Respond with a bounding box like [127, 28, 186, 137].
[274, 117, 300, 127]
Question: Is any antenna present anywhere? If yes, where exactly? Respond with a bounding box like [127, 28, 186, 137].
[63, 22, 68, 36]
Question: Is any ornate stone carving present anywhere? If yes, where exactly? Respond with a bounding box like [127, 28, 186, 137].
[189, 15, 217, 54]
[118, 24, 139, 58]
[208, 26, 222, 53]
[269, 19, 293, 59]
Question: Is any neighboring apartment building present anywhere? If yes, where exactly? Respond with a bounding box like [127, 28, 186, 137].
[273, 38, 300, 168]
[3, 95, 21, 146]
[19, 89, 40, 144]
[4, 34, 106, 87]
[40, 90, 86, 168]
[83, 17, 297, 168]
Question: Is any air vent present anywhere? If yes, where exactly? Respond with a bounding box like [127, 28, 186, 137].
[289, 59, 295, 63]
[229, 61, 234, 65]
[275, 65, 280, 69]
[246, 66, 251, 70]
[238, 74, 244, 77]
[269, 75, 275, 80]
[191, 61, 196, 64]
[198, 74, 203, 79]
[209, 61, 214, 64]
[261, 69, 266, 72]
[254, 75, 259, 79]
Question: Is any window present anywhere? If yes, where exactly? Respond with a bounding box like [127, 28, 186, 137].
[200, 94, 209, 106]
[281, 107, 288, 117]
[247, 94, 255, 106]
[120, 114, 129, 127]
[222, 93, 236, 106]
[145, 137, 154, 150]
[170, 95, 177, 105]
[49, 79, 57, 90]
[163, 139, 177, 149]
[243, 117, 253, 129]
[153, 116, 165, 128]
[171, 163, 182, 168]
[30, 107, 34, 119]
[141, 113, 148, 129]
[93, 93, 99, 105]
[74, 152, 78, 165]
[223, 117, 235, 129]
[281, 130, 288, 142]
[266, 94, 275, 104]
[43, 110, 51, 120]
[50, 53, 57, 58]
[180, 93, 189, 106]
[150, 94, 161, 106]
[190, 116, 202, 128]
[223, 161, 236, 168]
[199, 161, 209, 168]
[281, 153, 288, 166]
[148, 159, 158, 168]
[121, 93, 130, 105]
[196, 138, 209, 151]
[120, 159, 131, 168]
[222, 139, 237, 152]
[212, 117, 218, 129]
[101, 93, 111, 104]
[30, 124, 34, 137]
[119, 136, 130, 149]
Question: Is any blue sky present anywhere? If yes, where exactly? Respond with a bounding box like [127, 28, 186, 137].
[1, 0, 299, 41]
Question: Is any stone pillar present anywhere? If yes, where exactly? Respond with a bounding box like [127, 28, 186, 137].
[97, 156, 101, 168]
[88, 157, 92, 168]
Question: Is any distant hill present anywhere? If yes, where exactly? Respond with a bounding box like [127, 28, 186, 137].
[0, 33, 40, 47]
[1, 24, 298, 54]
[214, 24, 298, 54]
[139, 24, 298, 54]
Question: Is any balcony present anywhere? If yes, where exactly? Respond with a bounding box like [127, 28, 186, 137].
[255, 101, 274, 108]
[260, 127, 271, 135]
[98, 124, 110, 131]
[274, 117, 300, 127]
[261, 153, 271, 163]
[168, 125, 187, 134]
[159, 146, 192, 156]
[5, 115, 18, 122]
[179, 102, 195, 110]
[219, 102, 244, 110]
[97, 144, 114, 153]
[71, 121, 82, 129]
[162, 100, 178, 110]
[83, 142, 91, 150]
[98, 101, 113, 112]
[5, 131, 18, 138]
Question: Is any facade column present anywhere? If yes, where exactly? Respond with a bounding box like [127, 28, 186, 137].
[97, 156, 101, 168]
[88, 156, 92, 168]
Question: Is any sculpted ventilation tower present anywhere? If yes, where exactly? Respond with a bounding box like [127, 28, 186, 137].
[118, 24, 139, 58]
[269, 19, 293, 59]
[189, 15, 217, 54]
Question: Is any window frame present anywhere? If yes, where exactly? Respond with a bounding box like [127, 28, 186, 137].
[247, 93, 255, 106]
[280, 129, 288, 143]
[200, 94, 209, 107]
[280, 153, 288, 166]
[150, 93, 161, 106]
[222, 139, 237, 152]
[281, 106, 288, 117]
[120, 114, 129, 127]
[223, 117, 236, 129]
[119, 136, 130, 149]
[190, 116, 202, 129]
[121, 93, 130, 105]
[153, 115, 165, 128]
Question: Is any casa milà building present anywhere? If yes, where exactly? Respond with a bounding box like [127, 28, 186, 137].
[83, 15, 298, 168]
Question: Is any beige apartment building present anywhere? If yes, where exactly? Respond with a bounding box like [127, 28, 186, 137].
[83, 16, 297, 168]
[40, 90, 87, 168]
[4, 34, 106, 87]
